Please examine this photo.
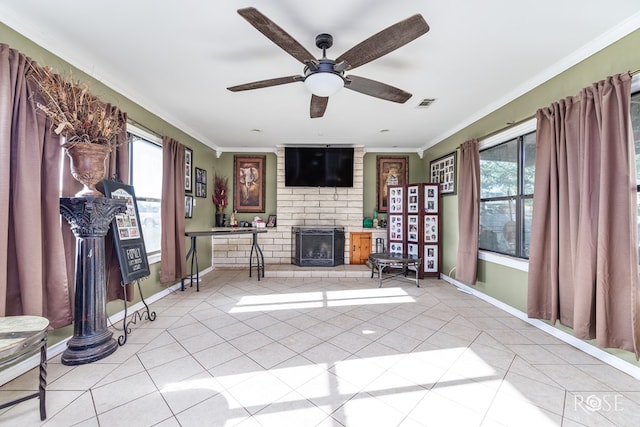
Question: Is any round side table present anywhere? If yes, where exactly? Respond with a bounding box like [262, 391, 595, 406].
[0, 315, 49, 420]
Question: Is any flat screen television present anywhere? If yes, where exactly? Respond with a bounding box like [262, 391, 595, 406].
[285, 146, 354, 187]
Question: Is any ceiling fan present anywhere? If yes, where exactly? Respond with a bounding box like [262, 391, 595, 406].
[227, 7, 429, 118]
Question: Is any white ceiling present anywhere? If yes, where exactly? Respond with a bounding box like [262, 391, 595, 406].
[2, 0, 640, 154]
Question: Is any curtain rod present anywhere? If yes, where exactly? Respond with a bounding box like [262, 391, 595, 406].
[458, 69, 640, 149]
[127, 119, 163, 139]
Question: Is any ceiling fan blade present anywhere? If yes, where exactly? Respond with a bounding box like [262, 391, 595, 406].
[336, 14, 429, 70]
[238, 7, 316, 65]
[310, 95, 329, 118]
[227, 75, 302, 92]
[345, 75, 412, 103]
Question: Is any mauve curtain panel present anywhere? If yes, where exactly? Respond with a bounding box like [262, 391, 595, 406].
[456, 139, 480, 285]
[0, 44, 73, 327]
[160, 137, 187, 283]
[528, 73, 639, 357]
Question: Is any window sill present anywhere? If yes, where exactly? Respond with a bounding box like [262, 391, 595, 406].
[148, 253, 161, 265]
[478, 250, 528, 272]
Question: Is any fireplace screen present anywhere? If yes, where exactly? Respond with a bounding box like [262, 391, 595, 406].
[292, 227, 345, 266]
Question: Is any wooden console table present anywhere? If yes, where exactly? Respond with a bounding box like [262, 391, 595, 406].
[182, 228, 267, 291]
[0, 316, 49, 420]
[368, 252, 421, 288]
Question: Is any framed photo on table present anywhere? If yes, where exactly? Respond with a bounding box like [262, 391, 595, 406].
[376, 156, 408, 213]
[184, 148, 193, 193]
[267, 214, 277, 227]
[234, 155, 266, 213]
[195, 167, 207, 198]
[429, 151, 457, 195]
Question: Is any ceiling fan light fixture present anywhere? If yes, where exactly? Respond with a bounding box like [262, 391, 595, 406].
[304, 72, 344, 97]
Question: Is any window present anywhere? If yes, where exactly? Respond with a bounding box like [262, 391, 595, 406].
[479, 122, 536, 259]
[128, 125, 162, 258]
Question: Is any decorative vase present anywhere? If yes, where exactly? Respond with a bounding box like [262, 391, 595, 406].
[215, 213, 225, 227]
[64, 143, 111, 197]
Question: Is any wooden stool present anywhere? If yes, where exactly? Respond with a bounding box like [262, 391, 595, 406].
[0, 316, 49, 420]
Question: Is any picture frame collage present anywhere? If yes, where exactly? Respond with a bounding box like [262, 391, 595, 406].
[429, 152, 457, 195]
[388, 184, 404, 254]
[424, 245, 439, 272]
[408, 215, 419, 243]
[408, 243, 419, 257]
[184, 148, 193, 193]
[389, 215, 404, 242]
[424, 215, 438, 242]
[407, 185, 419, 213]
[195, 167, 207, 198]
[385, 182, 441, 278]
[388, 186, 404, 213]
[185, 195, 193, 218]
[185, 147, 193, 219]
[424, 185, 439, 213]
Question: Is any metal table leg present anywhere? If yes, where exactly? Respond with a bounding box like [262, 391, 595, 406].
[183, 235, 199, 291]
[249, 231, 265, 280]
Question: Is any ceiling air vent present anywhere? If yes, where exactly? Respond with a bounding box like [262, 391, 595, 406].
[417, 98, 436, 108]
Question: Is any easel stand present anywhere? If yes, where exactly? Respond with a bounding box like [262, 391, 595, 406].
[117, 279, 156, 346]
[59, 197, 126, 365]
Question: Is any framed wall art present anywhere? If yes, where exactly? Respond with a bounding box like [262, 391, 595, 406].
[424, 244, 439, 273]
[376, 156, 408, 213]
[195, 167, 207, 198]
[234, 155, 266, 213]
[429, 151, 457, 195]
[185, 195, 193, 218]
[184, 147, 193, 193]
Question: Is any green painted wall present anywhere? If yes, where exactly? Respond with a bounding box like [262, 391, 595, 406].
[211, 152, 278, 225]
[420, 28, 640, 365]
[362, 152, 426, 218]
[2, 23, 220, 344]
[5, 20, 640, 365]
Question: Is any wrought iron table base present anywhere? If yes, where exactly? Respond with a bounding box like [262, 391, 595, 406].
[369, 252, 421, 288]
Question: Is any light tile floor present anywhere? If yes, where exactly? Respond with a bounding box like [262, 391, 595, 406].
[1, 270, 640, 426]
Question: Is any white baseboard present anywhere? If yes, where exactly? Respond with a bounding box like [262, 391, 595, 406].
[440, 273, 640, 381]
[0, 268, 212, 386]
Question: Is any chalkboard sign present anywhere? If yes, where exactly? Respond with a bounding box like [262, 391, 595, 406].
[102, 180, 151, 283]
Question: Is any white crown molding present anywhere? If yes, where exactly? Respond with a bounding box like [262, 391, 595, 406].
[422, 11, 640, 152]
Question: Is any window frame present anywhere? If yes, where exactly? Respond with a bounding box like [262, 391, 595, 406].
[127, 123, 163, 264]
[477, 118, 536, 271]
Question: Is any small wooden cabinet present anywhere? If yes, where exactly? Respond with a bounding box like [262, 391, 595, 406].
[350, 232, 372, 264]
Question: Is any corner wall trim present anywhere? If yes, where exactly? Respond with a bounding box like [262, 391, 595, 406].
[440, 273, 640, 381]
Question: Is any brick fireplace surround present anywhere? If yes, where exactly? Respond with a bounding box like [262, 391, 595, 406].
[211, 146, 372, 268]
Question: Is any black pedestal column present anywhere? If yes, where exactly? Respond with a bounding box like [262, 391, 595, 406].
[59, 197, 126, 365]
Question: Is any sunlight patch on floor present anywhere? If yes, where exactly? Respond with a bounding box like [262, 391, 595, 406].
[159, 348, 557, 427]
[229, 287, 415, 313]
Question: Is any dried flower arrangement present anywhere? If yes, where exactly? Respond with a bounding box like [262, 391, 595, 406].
[27, 62, 124, 149]
[211, 173, 229, 213]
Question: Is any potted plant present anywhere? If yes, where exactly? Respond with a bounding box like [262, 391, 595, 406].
[28, 63, 124, 197]
[211, 173, 228, 227]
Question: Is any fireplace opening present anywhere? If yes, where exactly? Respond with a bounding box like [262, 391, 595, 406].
[292, 227, 345, 267]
